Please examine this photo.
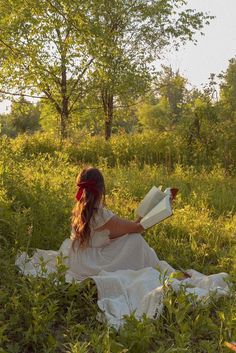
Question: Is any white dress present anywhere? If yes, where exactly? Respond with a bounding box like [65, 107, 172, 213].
[59, 207, 168, 280]
[16, 206, 174, 281]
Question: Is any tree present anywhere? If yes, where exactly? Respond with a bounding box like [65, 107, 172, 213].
[219, 57, 236, 120]
[0, 97, 40, 137]
[82, 0, 213, 138]
[136, 94, 170, 131]
[0, 0, 94, 138]
[185, 93, 217, 145]
[137, 66, 188, 131]
[154, 66, 188, 126]
[217, 57, 236, 168]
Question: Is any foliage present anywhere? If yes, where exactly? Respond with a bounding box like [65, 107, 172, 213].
[137, 95, 172, 131]
[0, 0, 213, 138]
[0, 0, 95, 137]
[137, 66, 189, 130]
[219, 57, 236, 119]
[39, 101, 60, 135]
[3, 127, 235, 172]
[135, 63, 236, 171]
[0, 98, 41, 137]
[0, 133, 235, 352]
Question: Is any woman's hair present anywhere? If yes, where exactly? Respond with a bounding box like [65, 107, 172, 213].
[71, 167, 105, 249]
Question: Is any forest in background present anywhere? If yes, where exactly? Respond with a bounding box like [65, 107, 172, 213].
[1, 59, 236, 171]
[0, 0, 213, 138]
[0, 0, 235, 172]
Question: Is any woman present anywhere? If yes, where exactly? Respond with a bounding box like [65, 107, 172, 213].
[59, 166, 171, 279]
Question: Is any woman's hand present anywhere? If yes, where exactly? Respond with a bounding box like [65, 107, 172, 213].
[135, 216, 142, 223]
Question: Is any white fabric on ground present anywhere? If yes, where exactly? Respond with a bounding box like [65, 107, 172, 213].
[15, 246, 229, 329]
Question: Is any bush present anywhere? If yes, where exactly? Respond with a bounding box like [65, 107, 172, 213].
[4, 130, 235, 171]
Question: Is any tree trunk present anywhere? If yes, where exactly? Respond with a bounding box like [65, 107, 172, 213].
[101, 88, 113, 140]
[188, 113, 201, 145]
[60, 94, 69, 139]
[56, 27, 70, 140]
[60, 61, 69, 139]
[60, 110, 68, 139]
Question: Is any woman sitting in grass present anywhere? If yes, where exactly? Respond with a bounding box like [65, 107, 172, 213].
[60, 166, 174, 279]
[15, 166, 229, 318]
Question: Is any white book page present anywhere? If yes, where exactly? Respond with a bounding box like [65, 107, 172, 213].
[140, 196, 172, 229]
[136, 186, 166, 217]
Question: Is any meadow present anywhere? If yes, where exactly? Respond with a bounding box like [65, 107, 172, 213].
[0, 132, 235, 353]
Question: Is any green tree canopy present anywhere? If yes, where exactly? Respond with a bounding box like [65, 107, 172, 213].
[0, 97, 41, 137]
[137, 66, 188, 131]
[219, 57, 236, 120]
[0, 0, 213, 138]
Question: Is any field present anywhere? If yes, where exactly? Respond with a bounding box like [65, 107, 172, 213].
[0, 133, 235, 353]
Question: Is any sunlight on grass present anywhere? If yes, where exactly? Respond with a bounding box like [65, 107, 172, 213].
[0, 133, 235, 352]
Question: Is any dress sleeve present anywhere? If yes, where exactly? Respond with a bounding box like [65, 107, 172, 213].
[91, 207, 115, 230]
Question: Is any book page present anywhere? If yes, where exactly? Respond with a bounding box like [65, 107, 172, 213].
[136, 186, 166, 217]
[140, 196, 172, 229]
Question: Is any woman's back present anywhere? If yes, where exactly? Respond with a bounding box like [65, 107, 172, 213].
[71, 206, 115, 248]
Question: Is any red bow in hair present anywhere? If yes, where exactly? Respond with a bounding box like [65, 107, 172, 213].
[76, 180, 99, 201]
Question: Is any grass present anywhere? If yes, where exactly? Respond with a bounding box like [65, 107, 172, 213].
[0, 133, 235, 352]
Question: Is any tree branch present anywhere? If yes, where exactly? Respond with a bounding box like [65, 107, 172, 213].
[42, 89, 61, 114]
[0, 37, 21, 56]
[0, 90, 47, 99]
[68, 58, 94, 99]
[68, 89, 84, 114]
[44, 0, 83, 35]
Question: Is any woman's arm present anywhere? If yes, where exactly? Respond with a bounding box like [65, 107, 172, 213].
[95, 215, 144, 239]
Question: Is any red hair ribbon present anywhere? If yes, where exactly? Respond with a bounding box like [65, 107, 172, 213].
[76, 180, 99, 201]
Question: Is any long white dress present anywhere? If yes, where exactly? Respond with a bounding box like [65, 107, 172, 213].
[59, 207, 173, 279]
[16, 206, 174, 280]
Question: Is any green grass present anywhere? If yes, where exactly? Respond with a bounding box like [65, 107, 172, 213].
[0, 134, 235, 352]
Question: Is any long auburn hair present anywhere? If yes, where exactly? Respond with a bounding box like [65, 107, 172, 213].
[71, 167, 105, 249]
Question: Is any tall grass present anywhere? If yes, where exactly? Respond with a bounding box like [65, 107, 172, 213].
[5, 131, 236, 171]
[0, 133, 235, 352]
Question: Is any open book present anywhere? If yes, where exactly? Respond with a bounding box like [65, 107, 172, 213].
[136, 186, 178, 229]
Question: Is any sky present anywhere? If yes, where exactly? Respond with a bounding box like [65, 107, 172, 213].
[0, 0, 236, 113]
[160, 0, 236, 89]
